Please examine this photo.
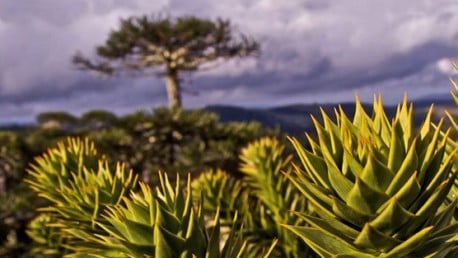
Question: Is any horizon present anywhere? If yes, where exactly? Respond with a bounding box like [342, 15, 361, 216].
[1, 1, 458, 124]
[1, 93, 453, 126]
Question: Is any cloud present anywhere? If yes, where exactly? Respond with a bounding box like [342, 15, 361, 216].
[437, 57, 458, 75]
[0, 0, 457, 123]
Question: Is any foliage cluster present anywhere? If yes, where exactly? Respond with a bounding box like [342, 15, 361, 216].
[22, 92, 458, 257]
[0, 108, 270, 257]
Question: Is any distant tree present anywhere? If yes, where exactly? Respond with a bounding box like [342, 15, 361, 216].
[80, 110, 118, 129]
[36, 112, 78, 129]
[73, 15, 259, 109]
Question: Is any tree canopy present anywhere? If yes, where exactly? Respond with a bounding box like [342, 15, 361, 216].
[73, 15, 259, 108]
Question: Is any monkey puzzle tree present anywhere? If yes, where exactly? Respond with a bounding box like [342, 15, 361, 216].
[73, 15, 259, 109]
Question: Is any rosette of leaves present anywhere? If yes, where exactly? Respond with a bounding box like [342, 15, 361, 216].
[239, 137, 312, 258]
[93, 173, 263, 257]
[192, 138, 311, 257]
[284, 97, 458, 257]
[191, 169, 244, 220]
[26, 138, 139, 256]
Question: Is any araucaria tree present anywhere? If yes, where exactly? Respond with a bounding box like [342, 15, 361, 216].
[73, 15, 259, 109]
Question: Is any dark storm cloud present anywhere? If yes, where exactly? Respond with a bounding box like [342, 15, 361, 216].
[0, 0, 457, 123]
[185, 40, 458, 98]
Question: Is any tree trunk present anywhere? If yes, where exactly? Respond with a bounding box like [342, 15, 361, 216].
[165, 70, 181, 109]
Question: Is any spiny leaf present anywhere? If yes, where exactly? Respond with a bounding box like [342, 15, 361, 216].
[282, 225, 373, 258]
[346, 177, 389, 215]
[360, 153, 393, 193]
[327, 159, 354, 201]
[380, 226, 433, 258]
[354, 223, 401, 252]
[386, 140, 418, 196]
[370, 198, 414, 235]
[331, 196, 370, 228]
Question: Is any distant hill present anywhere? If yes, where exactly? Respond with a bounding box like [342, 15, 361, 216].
[206, 97, 457, 136]
[2, 96, 456, 136]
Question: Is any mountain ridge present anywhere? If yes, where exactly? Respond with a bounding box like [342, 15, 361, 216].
[205, 97, 456, 135]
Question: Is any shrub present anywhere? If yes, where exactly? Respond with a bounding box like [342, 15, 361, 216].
[26, 138, 275, 257]
[284, 97, 458, 257]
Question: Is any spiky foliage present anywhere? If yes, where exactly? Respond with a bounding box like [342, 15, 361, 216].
[26, 138, 139, 256]
[239, 137, 312, 257]
[91, 173, 254, 258]
[26, 138, 273, 257]
[190, 139, 294, 257]
[284, 97, 458, 257]
[445, 61, 458, 218]
[191, 169, 244, 219]
[73, 15, 259, 108]
[26, 213, 68, 257]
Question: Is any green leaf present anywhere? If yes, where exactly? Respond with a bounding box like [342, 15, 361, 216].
[286, 168, 333, 214]
[381, 226, 433, 258]
[413, 223, 458, 256]
[387, 119, 406, 173]
[155, 204, 181, 233]
[289, 137, 331, 189]
[184, 209, 206, 257]
[430, 199, 458, 230]
[282, 225, 373, 257]
[341, 147, 363, 179]
[352, 97, 371, 128]
[312, 115, 341, 168]
[372, 96, 391, 146]
[360, 154, 393, 193]
[346, 177, 389, 215]
[294, 213, 359, 241]
[327, 159, 354, 201]
[386, 140, 418, 196]
[398, 175, 456, 238]
[156, 225, 186, 257]
[370, 198, 414, 235]
[354, 223, 401, 252]
[422, 149, 456, 199]
[418, 120, 444, 182]
[392, 172, 421, 209]
[332, 196, 370, 228]
[321, 108, 344, 163]
[206, 210, 221, 258]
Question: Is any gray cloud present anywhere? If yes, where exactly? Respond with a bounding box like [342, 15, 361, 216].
[0, 0, 457, 123]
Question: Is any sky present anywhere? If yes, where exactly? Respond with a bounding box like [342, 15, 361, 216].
[0, 0, 457, 123]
